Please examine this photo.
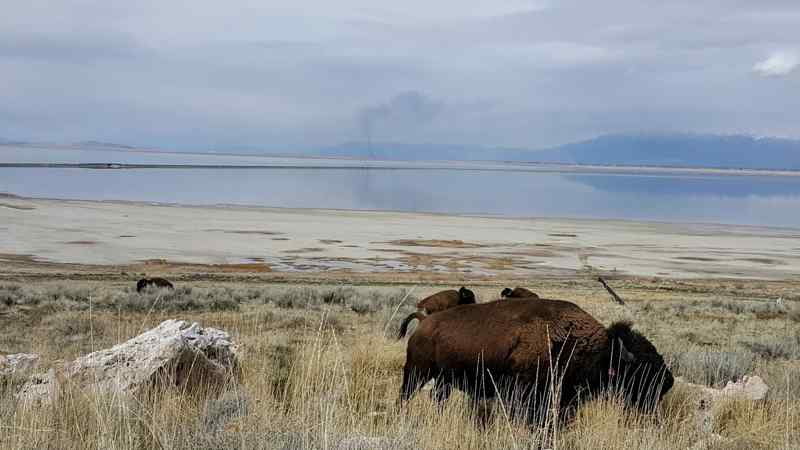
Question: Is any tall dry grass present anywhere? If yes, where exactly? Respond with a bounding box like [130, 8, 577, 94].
[1, 282, 799, 449]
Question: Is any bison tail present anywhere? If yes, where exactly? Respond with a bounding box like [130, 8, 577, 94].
[397, 312, 426, 339]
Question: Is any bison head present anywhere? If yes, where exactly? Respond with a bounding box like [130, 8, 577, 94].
[458, 287, 476, 305]
[136, 278, 149, 293]
[606, 321, 673, 409]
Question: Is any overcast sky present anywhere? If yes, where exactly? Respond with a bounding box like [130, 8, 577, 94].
[1, 0, 798, 151]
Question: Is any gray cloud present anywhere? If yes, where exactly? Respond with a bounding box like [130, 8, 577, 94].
[0, 31, 144, 63]
[1, 0, 799, 150]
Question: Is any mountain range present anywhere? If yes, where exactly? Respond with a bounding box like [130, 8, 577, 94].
[3, 133, 800, 171]
[317, 133, 800, 170]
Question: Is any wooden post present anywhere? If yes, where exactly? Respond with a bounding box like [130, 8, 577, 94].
[598, 276, 625, 305]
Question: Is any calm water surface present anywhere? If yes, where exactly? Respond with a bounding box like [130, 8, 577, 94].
[3, 147, 800, 228]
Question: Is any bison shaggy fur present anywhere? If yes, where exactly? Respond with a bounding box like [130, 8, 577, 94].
[136, 277, 175, 293]
[399, 298, 673, 418]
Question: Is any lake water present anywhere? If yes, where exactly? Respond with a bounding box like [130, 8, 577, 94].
[3, 146, 800, 228]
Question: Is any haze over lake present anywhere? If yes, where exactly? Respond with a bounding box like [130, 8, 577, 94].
[3, 146, 800, 228]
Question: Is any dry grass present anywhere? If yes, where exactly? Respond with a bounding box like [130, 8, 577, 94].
[1, 280, 799, 449]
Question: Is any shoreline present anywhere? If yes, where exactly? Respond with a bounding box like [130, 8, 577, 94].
[2, 160, 800, 178]
[4, 143, 800, 177]
[3, 194, 800, 281]
[4, 191, 800, 233]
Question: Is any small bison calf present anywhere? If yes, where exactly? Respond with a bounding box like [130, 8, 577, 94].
[397, 287, 476, 339]
[500, 287, 539, 299]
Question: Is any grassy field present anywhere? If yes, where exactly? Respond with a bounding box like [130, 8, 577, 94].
[1, 278, 799, 449]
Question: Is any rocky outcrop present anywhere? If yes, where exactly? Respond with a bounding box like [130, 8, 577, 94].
[0, 353, 40, 378]
[679, 375, 769, 449]
[18, 320, 238, 401]
[679, 375, 768, 426]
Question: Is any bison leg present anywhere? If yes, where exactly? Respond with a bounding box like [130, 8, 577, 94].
[430, 376, 452, 408]
[399, 365, 433, 403]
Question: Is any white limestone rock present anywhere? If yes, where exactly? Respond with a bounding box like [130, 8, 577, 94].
[678, 375, 769, 405]
[18, 319, 238, 401]
[0, 353, 40, 377]
[677, 375, 769, 446]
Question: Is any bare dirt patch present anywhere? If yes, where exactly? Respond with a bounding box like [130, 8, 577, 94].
[461, 255, 518, 271]
[137, 258, 271, 273]
[0, 253, 41, 264]
[283, 248, 324, 254]
[0, 202, 35, 210]
[371, 248, 405, 253]
[389, 251, 520, 272]
[740, 257, 783, 265]
[383, 239, 487, 249]
[675, 256, 718, 262]
[205, 229, 283, 236]
[319, 239, 343, 244]
[64, 240, 97, 245]
[505, 248, 559, 258]
[394, 251, 447, 269]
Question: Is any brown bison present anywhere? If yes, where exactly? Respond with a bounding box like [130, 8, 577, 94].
[500, 287, 539, 299]
[399, 298, 673, 419]
[397, 287, 476, 339]
[136, 277, 174, 293]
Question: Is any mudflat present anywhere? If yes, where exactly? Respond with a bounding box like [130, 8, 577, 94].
[2, 194, 799, 281]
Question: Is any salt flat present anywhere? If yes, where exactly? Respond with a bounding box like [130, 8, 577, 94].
[2, 195, 799, 280]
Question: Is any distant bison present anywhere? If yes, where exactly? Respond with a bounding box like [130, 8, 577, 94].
[136, 277, 174, 293]
[399, 298, 673, 418]
[500, 287, 539, 299]
[397, 287, 476, 339]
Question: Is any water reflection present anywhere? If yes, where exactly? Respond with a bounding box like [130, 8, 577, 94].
[1, 167, 800, 228]
[566, 173, 800, 197]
